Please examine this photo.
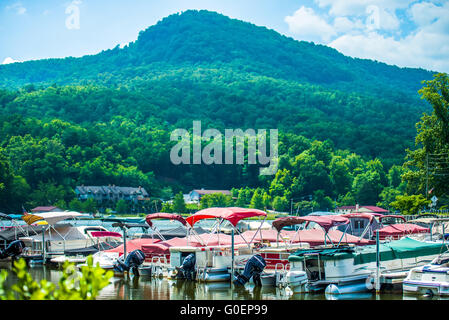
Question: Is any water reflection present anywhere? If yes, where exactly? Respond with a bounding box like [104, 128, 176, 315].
[325, 292, 373, 300]
[1, 265, 446, 300]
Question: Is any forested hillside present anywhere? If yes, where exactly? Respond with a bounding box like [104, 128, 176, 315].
[0, 10, 438, 213]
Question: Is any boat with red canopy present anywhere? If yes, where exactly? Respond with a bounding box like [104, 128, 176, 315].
[375, 215, 429, 240]
[165, 207, 269, 282]
[91, 213, 202, 275]
[271, 215, 374, 247]
[186, 207, 267, 227]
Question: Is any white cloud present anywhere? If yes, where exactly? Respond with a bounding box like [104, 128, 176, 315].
[329, 30, 449, 72]
[284, 1, 449, 73]
[285, 6, 336, 42]
[2, 57, 20, 65]
[334, 17, 356, 33]
[315, 0, 414, 16]
[410, 1, 449, 32]
[5, 2, 26, 15]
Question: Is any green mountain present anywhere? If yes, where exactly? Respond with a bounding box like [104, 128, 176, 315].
[0, 10, 434, 95]
[0, 10, 436, 166]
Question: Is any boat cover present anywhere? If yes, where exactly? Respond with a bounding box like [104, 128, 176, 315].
[64, 241, 122, 256]
[341, 212, 380, 222]
[140, 232, 252, 256]
[22, 211, 84, 225]
[140, 237, 195, 255]
[375, 223, 429, 239]
[288, 237, 446, 264]
[145, 213, 187, 227]
[21, 224, 93, 241]
[105, 238, 162, 256]
[0, 224, 44, 240]
[90, 231, 122, 238]
[272, 215, 349, 233]
[240, 229, 298, 243]
[142, 225, 209, 240]
[186, 207, 267, 227]
[288, 228, 374, 247]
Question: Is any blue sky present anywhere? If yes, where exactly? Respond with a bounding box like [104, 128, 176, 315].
[1, 0, 448, 72]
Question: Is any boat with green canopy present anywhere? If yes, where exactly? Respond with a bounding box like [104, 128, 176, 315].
[286, 237, 447, 294]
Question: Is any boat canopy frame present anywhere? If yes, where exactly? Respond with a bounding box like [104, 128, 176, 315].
[272, 215, 352, 248]
[144, 213, 205, 246]
[185, 207, 268, 248]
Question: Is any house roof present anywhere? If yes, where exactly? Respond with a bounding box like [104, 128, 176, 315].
[75, 186, 149, 197]
[31, 206, 61, 212]
[191, 189, 231, 195]
[336, 205, 388, 213]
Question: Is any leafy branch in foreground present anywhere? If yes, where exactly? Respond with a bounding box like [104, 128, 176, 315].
[0, 256, 113, 300]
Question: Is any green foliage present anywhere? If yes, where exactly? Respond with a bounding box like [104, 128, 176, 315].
[390, 194, 431, 215]
[403, 73, 449, 206]
[68, 198, 84, 212]
[200, 193, 233, 209]
[161, 202, 173, 213]
[172, 192, 187, 213]
[115, 199, 128, 214]
[272, 196, 289, 212]
[249, 189, 264, 210]
[0, 256, 112, 300]
[377, 187, 402, 211]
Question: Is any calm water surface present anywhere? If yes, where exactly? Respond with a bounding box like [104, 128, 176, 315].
[1, 264, 441, 301]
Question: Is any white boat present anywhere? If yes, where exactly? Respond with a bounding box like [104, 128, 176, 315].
[403, 250, 449, 297]
[89, 213, 202, 276]
[18, 211, 120, 263]
[286, 236, 447, 294]
[165, 207, 269, 283]
[406, 217, 449, 242]
[257, 214, 374, 288]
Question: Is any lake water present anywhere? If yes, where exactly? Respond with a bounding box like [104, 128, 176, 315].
[0, 263, 441, 301]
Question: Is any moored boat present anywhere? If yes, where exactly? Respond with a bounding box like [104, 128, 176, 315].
[403, 250, 449, 297]
[286, 236, 447, 294]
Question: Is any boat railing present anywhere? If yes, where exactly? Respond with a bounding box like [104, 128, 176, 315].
[150, 255, 168, 278]
[275, 262, 290, 288]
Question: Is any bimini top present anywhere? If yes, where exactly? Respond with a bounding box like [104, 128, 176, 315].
[272, 215, 349, 233]
[185, 207, 267, 227]
[22, 211, 85, 225]
[341, 212, 381, 223]
[145, 213, 187, 227]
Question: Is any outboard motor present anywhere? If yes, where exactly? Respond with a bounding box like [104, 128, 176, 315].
[0, 240, 25, 259]
[177, 253, 196, 280]
[233, 254, 266, 286]
[113, 249, 146, 275]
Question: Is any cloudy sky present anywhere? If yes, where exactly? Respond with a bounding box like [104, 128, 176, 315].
[1, 0, 448, 72]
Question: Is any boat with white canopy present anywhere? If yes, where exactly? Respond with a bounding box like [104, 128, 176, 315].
[18, 211, 121, 264]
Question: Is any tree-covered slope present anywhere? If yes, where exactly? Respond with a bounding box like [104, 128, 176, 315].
[0, 10, 435, 99]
